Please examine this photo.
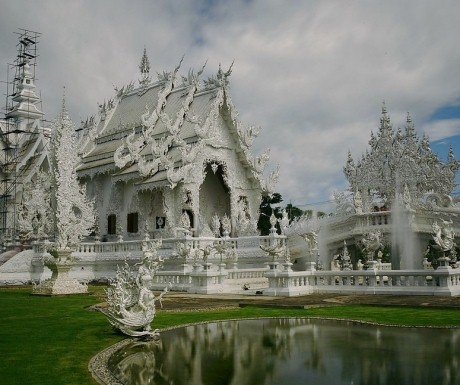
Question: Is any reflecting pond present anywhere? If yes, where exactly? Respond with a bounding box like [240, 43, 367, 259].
[108, 318, 460, 385]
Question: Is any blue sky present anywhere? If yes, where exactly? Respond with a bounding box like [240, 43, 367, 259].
[429, 104, 460, 197]
[1, 0, 459, 209]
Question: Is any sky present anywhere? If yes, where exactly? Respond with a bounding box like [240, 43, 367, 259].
[1, 0, 459, 211]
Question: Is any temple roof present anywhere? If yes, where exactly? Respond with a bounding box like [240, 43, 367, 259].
[77, 55, 273, 193]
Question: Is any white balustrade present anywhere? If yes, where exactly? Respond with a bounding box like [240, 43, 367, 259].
[264, 267, 460, 296]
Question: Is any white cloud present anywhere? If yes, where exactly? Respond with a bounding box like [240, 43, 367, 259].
[1, 0, 459, 209]
[420, 119, 460, 142]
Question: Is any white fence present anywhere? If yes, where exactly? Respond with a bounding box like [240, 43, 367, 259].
[149, 264, 460, 297]
[22, 238, 460, 297]
[264, 267, 460, 297]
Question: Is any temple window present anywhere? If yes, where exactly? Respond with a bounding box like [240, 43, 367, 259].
[107, 214, 117, 235]
[127, 212, 139, 233]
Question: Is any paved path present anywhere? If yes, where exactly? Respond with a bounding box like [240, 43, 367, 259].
[158, 292, 460, 311]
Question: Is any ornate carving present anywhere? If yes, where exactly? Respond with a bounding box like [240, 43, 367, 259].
[221, 214, 231, 235]
[179, 211, 191, 230]
[238, 125, 260, 148]
[235, 197, 252, 236]
[203, 62, 233, 90]
[104, 240, 169, 338]
[260, 166, 280, 197]
[279, 209, 290, 235]
[339, 241, 353, 271]
[211, 214, 221, 237]
[344, 106, 460, 207]
[138, 47, 151, 87]
[260, 239, 288, 262]
[17, 171, 52, 241]
[361, 230, 382, 262]
[50, 101, 95, 250]
[432, 220, 455, 253]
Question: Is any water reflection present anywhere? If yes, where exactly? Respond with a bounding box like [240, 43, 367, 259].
[108, 318, 460, 385]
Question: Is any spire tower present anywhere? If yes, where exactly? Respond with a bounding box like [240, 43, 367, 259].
[139, 47, 151, 87]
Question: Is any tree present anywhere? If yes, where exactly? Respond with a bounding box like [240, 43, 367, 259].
[285, 203, 303, 221]
[257, 193, 283, 235]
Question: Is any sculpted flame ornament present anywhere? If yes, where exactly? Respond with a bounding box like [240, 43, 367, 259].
[52, 106, 95, 250]
[261, 166, 280, 197]
[33, 97, 95, 295]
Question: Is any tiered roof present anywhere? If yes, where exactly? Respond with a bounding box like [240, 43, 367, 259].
[77, 53, 276, 194]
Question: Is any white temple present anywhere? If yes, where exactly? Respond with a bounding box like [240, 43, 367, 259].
[1, 34, 459, 296]
[76, 50, 273, 241]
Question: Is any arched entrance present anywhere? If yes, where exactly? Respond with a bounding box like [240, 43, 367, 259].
[199, 162, 231, 235]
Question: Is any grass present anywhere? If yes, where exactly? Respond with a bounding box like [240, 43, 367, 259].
[0, 287, 459, 385]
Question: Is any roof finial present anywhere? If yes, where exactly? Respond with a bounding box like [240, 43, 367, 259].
[406, 111, 412, 124]
[381, 100, 387, 114]
[61, 86, 68, 116]
[139, 46, 151, 86]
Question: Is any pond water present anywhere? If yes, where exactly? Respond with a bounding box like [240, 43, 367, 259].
[108, 318, 460, 385]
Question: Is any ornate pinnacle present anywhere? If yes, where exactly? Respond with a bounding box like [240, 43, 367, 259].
[406, 111, 412, 124]
[139, 47, 151, 86]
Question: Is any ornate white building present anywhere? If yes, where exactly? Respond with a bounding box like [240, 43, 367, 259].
[295, 105, 460, 271]
[1, 36, 459, 296]
[76, 51, 276, 241]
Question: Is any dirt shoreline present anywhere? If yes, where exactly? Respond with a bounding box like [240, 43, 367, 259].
[156, 292, 460, 311]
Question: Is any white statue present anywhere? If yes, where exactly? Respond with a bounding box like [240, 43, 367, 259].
[361, 230, 382, 261]
[260, 239, 288, 262]
[221, 214, 231, 236]
[105, 241, 169, 338]
[180, 211, 191, 229]
[340, 240, 352, 270]
[432, 220, 454, 253]
[236, 198, 251, 235]
[353, 190, 363, 214]
[211, 214, 221, 237]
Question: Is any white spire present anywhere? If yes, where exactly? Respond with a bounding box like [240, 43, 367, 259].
[139, 47, 151, 86]
[6, 59, 43, 122]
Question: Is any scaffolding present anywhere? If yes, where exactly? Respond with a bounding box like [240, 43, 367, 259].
[0, 29, 42, 250]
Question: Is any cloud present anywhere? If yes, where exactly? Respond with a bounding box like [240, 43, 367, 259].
[1, 0, 459, 209]
[421, 119, 460, 142]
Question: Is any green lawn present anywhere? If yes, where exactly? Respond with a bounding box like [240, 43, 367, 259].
[0, 287, 459, 385]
